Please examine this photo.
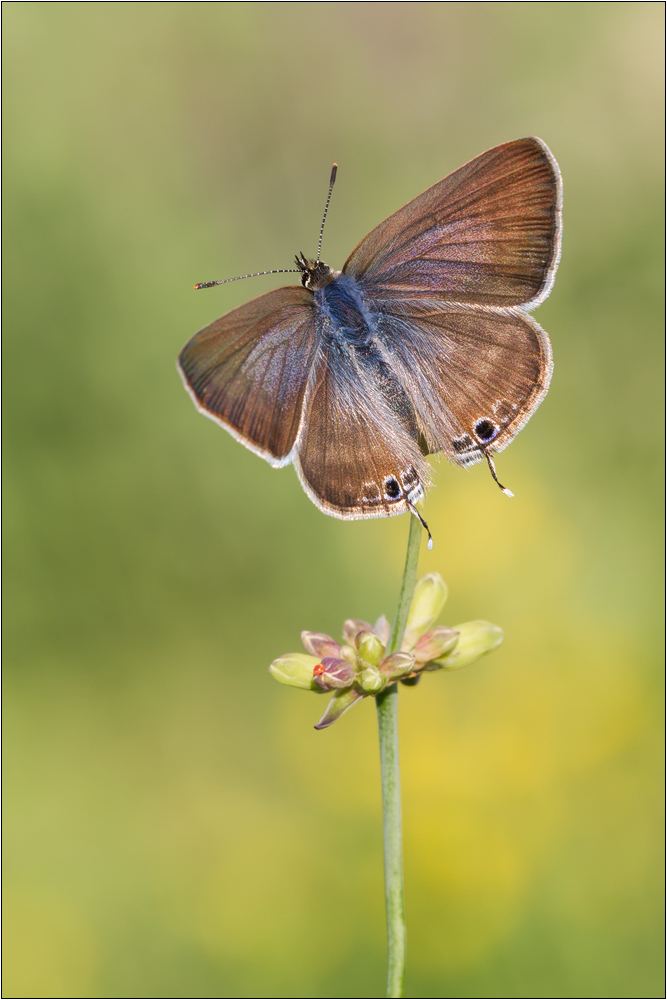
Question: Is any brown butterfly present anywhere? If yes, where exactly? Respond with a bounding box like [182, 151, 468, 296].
[178, 138, 561, 533]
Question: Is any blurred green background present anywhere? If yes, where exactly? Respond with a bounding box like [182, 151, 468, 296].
[3, 3, 663, 997]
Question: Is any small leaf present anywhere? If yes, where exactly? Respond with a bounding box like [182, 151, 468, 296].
[314, 688, 365, 729]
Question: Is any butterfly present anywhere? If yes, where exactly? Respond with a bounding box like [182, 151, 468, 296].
[178, 137, 561, 533]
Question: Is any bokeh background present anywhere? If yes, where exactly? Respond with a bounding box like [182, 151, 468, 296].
[3, 3, 664, 997]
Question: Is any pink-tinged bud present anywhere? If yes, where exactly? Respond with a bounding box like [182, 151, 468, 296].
[414, 626, 460, 665]
[314, 688, 364, 730]
[379, 651, 416, 680]
[355, 630, 384, 666]
[373, 615, 391, 645]
[402, 573, 448, 650]
[301, 631, 341, 659]
[342, 618, 374, 646]
[313, 657, 356, 691]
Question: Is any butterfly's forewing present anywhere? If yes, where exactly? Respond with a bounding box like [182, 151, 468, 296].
[372, 302, 552, 465]
[344, 137, 561, 309]
[178, 286, 319, 466]
[293, 340, 431, 519]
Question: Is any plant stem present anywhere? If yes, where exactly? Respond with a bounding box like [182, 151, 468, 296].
[386, 512, 423, 657]
[376, 513, 422, 998]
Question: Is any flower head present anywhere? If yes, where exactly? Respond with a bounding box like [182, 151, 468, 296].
[269, 573, 503, 729]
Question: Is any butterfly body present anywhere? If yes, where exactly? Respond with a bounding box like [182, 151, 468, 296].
[179, 138, 561, 520]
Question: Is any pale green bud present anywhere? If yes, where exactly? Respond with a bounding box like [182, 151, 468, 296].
[379, 651, 416, 680]
[359, 666, 386, 694]
[402, 573, 448, 650]
[433, 620, 503, 671]
[269, 653, 322, 690]
[339, 644, 359, 668]
[356, 630, 385, 666]
[414, 626, 460, 665]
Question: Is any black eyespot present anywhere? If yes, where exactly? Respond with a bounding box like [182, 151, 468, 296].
[451, 435, 473, 453]
[474, 419, 497, 442]
[385, 477, 401, 499]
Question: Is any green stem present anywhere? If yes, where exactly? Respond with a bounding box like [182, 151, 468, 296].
[376, 513, 422, 998]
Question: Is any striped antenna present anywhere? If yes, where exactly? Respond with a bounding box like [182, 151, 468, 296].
[316, 163, 338, 263]
[194, 268, 300, 290]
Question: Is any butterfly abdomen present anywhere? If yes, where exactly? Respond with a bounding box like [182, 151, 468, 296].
[315, 273, 423, 445]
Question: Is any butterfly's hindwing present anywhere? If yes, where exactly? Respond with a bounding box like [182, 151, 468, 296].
[371, 300, 552, 465]
[293, 302, 431, 519]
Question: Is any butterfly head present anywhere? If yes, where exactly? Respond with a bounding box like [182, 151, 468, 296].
[294, 253, 338, 290]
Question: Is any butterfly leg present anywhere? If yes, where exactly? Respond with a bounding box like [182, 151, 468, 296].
[484, 451, 514, 498]
[405, 501, 433, 550]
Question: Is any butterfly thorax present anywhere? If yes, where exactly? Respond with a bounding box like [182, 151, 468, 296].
[294, 253, 339, 290]
[314, 272, 378, 349]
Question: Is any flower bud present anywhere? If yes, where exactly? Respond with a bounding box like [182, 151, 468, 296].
[356, 630, 385, 666]
[339, 644, 359, 668]
[342, 618, 374, 646]
[269, 653, 322, 690]
[433, 620, 503, 671]
[359, 666, 386, 694]
[314, 688, 364, 730]
[313, 657, 356, 691]
[373, 615, 391, 645]
[402, 573, 448, 650]
[301, 631, 341, 659]
[379, 651, 416, 680]
[414, 626, 460, 665]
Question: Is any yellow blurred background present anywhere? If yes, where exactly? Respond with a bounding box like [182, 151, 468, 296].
[3, 3, 663, 997]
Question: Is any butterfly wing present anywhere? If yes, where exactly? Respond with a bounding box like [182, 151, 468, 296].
[343, 137, 561, 309]
[292, 337, 431, 519]
[178, 286, 319, 466]
[371, 301, 552, 466]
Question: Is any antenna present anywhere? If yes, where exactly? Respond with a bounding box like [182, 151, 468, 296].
[316, 163, 338, 264]
[484, 452, 514, 497]
[195, 163, 338, 288]
[406, 501, 433, 550]
[194, 268, 300, 290]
